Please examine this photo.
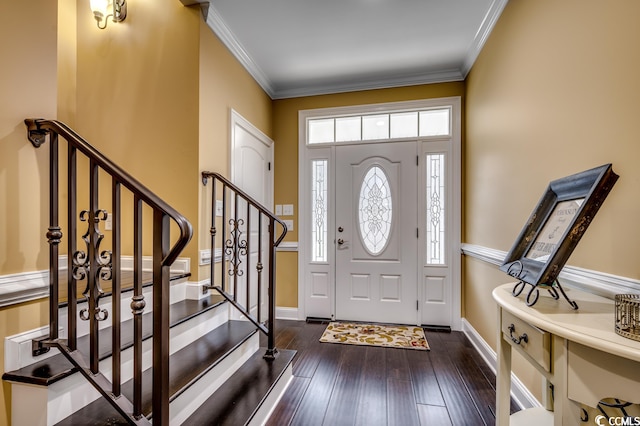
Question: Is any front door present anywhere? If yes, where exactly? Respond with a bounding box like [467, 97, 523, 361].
[335, 142, 418, 324]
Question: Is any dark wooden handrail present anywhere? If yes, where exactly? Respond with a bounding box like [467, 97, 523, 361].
[26, 118, 193, 426]
[202, 171, 287, 359]
[26, 119, 192, 265]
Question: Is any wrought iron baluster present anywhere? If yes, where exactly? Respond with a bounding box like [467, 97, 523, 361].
[210, 177, 217, 289]
[111, 180, 121, 397]
[67, 144, 77, 350]
[265, 218, 277, 359]
[246, 200, 251, 311]
[87, 159, 110, 373]
[221, 184, 227, 293]
[48, 133, 61, 342]
[152, 211, 170, 426]
[132, 195, 144, 419]
[234, 193, 239, 299]
[257, 213, 263, 323]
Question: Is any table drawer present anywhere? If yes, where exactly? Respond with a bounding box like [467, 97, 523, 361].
[501, 310, 551, 372]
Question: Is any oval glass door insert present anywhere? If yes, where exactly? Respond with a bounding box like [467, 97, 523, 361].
[358, 165, 393, 255]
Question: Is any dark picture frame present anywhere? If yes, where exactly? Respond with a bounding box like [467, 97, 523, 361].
[500, 164, 618, 308]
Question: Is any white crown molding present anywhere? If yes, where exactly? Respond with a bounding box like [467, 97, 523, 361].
[271, 69, 465, 100]
[204, 4, 276, 98]
[461, 243, 640, 299]
[461, 0, 509, 77]
[201, 2, 500, 99]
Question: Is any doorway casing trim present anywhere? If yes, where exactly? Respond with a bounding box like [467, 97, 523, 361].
[297, 97, 462, 329]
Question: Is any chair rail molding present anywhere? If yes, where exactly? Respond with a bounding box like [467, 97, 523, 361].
[461, 243, 640, 299]
[0, 270, 50, 308]
[0, 256, 191, 308]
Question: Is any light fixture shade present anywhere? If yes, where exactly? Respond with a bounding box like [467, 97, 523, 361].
[89, 0, 126, 29]
[90, 0, 110, 19]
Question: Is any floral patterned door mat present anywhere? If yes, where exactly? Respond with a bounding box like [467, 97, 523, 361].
[319, 322, 430, 350]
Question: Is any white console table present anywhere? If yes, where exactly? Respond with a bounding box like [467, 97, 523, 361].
[493, 283, 640, 425]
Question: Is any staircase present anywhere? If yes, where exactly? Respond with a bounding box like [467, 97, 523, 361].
[2, 120, 293, 425]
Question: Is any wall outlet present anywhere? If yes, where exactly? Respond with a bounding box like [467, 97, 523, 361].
[215, 200, 223, 217]
[283, 204, 294, 216]
[105, 213, 112, 231]
[283, 219, 294, 231]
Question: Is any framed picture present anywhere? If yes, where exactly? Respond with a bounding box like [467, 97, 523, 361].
[500, 164, 618, 308]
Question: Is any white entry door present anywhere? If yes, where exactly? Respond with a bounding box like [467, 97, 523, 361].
[230, 110, 273, 321]
[335, 142, 418, 325]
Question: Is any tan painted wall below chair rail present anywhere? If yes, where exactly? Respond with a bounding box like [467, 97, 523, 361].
[465, 0, 640, 407]
[272, 83, 466, 308]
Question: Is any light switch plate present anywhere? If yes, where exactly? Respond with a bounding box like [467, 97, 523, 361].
[283, 204, 294, 216]
[215, 200, 223, 217]
[275, 204, 283, 216]
[283, 219, 294, 231]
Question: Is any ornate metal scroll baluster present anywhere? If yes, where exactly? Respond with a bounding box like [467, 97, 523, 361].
[225, 218, 247, 278]
[75, 209, 112, 323]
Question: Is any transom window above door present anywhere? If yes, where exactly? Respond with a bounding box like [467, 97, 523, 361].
[307, 108, 450, 144]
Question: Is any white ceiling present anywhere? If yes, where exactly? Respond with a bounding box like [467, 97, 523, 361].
[202, 0, 508, 99]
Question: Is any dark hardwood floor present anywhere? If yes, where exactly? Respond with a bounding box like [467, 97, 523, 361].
[265, 320, 519, 426]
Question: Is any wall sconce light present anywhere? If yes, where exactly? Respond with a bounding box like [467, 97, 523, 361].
[90, 0, 127, 29]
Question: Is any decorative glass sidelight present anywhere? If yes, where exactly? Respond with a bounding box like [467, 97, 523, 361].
[311, 159, 328, 262]
[358, 166, 392, 255]
[426, 154, 446, 265]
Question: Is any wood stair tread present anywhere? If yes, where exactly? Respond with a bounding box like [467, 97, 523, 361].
[185, 348, 296, 426]
[2, 293, 224, 386]
[54, 320, 260, 425]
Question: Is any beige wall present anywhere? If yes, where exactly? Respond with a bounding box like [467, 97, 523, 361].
[74, 0, 201, 267]
[465, 0, 640, 402]
[0, 1, 59, 423]
[0, 0, 273, 422]
[0, 0, 58, 277]
[197, 19, 273, 281]
[272, 83, 465, 307]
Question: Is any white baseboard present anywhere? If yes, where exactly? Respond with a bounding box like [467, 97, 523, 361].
[461, 318, 540, 411]
[275, 306, 300, 321]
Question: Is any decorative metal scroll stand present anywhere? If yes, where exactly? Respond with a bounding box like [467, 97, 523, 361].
[581, 399, 640, 423]
[506, 261, 579, 310]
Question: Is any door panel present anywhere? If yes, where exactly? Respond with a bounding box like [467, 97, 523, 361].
[335, 142, 417, 324]
[230, 111, 273, 321]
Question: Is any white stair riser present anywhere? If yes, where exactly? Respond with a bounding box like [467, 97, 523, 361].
[170, 333, 260, 425]
[7, 289, 228, 426]
[5, 278, 203, 371]
[249, 364, 293, 426]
